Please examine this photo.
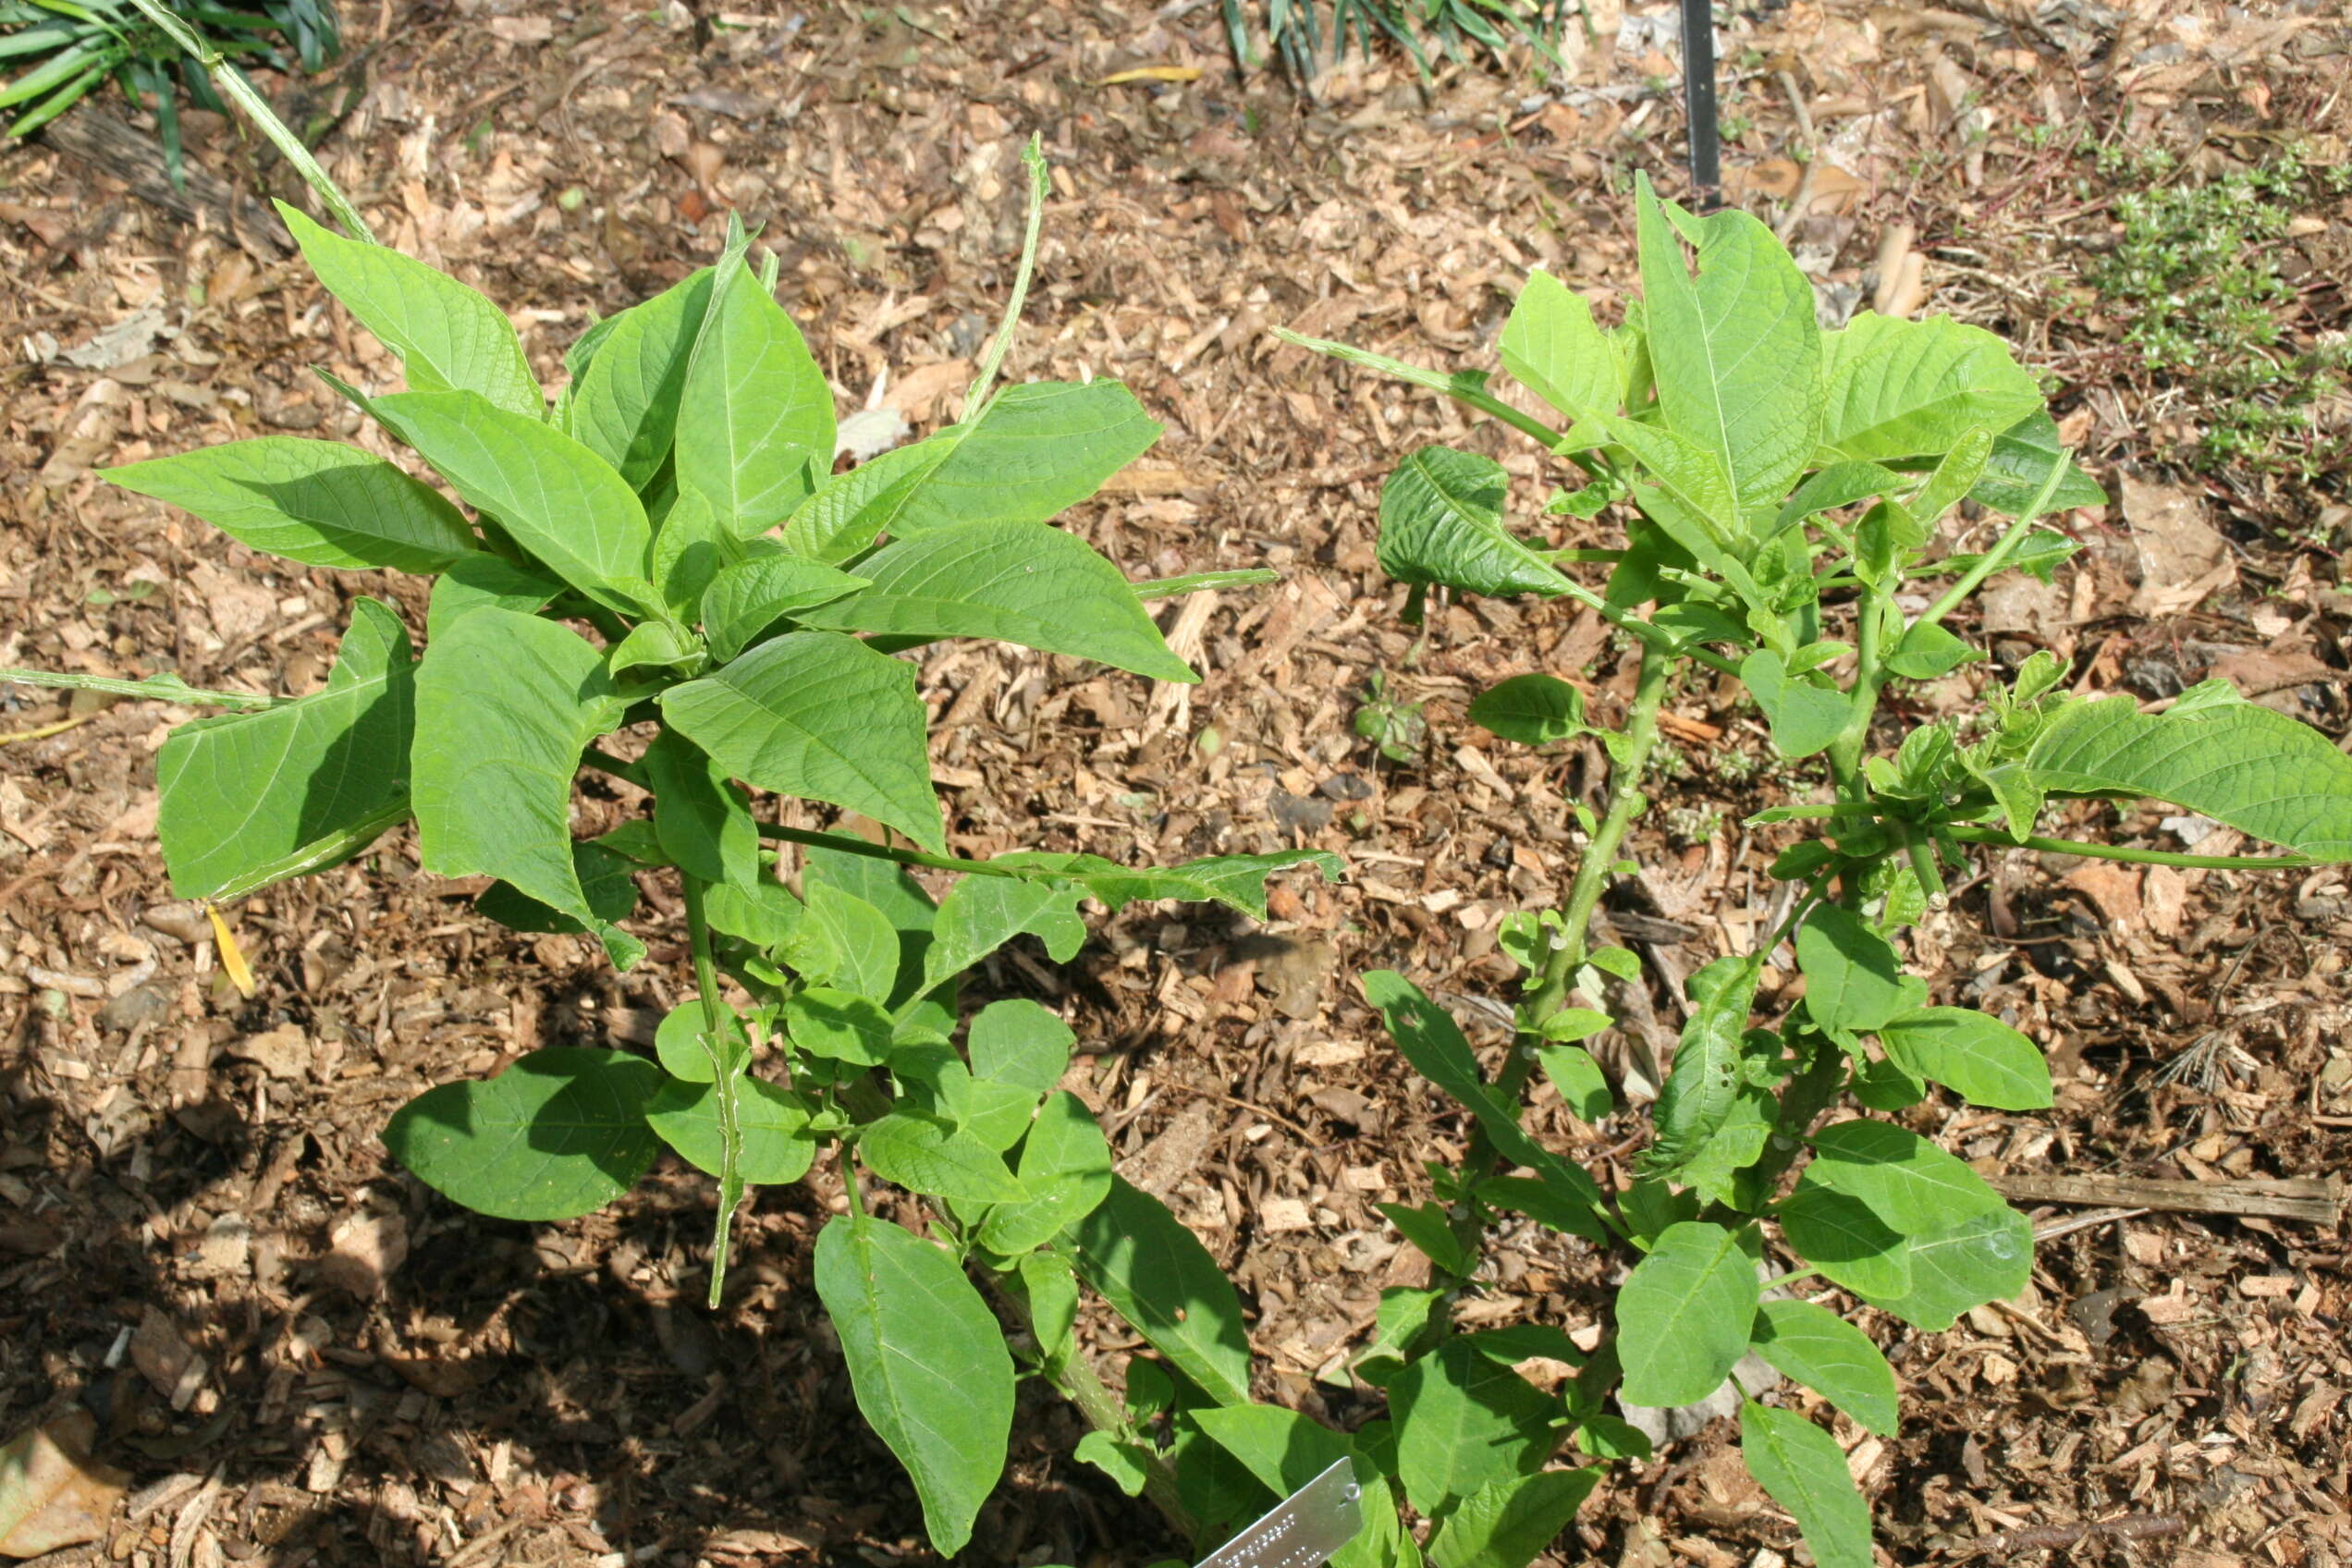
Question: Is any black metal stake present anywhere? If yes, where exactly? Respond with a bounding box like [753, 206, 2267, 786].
[1680, 0, 1721, 209]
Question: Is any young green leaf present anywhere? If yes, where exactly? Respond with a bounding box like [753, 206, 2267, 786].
[1537, 1044, 1613, 1122]
[1817, 312, 2040, 464]
[1739, 1402, 1873, 1568]
[781, 986, 894, 1066]
[606, 620, 697, 679]
[966, 998, 1077, 1095]
[1880, 1007, 2052, 1110]
[371, 390, 657, 616]
[1740, 650, 1851, 760]
[1595, 412, 1743, 546]
[571, 265, 714, 489]
[410, 608, 636, 964]
[1500, 269, 1624, 421]
[277, 202, 543, 418]
[799, 877, 903, 1000]
[791, 520, 1197, 682]
[1794, 904, 1916, 1035]
[1615, 1220, 1761, 1407]
[1378, 1201, 1472, 1277]
[1642, 956, 1759, 1179]
[1066, 1176, 1254, 1408]
[1771, 460, 1907, 535]
[157, 597, 413, 901]
[643, 1073, 819, 1185]
[1884, 620, 1982, 681]
[1466, 673, 1589, 746]
[383, 1047, 662, 1219]
[1427, 1469, 1600, 1568]
[978, 1092, 1114, 1254]
[812, 1212, 1012, 1556]
[1805, 1119, 2004, 1234]
[779, 438, 951, 563]
[1852, 1204, 2031, 1331]
[660, 629, 944, 851]
[1748, 1299, 1899, 1436]
[2024, 694, 2352, 861]
[859, 1111, 1023, 1204]
[1635, 173, 1820, 508]
[674, 251, 835, 535]
[700, 556, 868, 663]
[104, 437, 477, 574]
[1389, 1336, 1558, 1513]
[923, 879, 1086, 993]
[1377, 445, 1565, 598]
[654, 999, 750, 1083]
[982, 848, 1342, 921]
[650, 487, 740, 618]
[1354, 1286, 1445, 1388]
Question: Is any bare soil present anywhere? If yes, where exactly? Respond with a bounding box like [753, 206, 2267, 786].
[1, 1, 2348, 1564]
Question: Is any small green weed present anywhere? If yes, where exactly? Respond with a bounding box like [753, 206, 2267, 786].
[1354, 669, 1428, 763]
[1220, 0, 1582, 81]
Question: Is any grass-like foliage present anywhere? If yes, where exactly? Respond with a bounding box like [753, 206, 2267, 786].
[0, 0, 337, 180]
[1222, 0, 1579, 80]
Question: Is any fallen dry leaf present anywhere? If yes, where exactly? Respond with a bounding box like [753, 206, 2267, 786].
[0, 1410, 130, 1557]
[2122, 472, 2234, 619]
[316, 1207, 410, 1297]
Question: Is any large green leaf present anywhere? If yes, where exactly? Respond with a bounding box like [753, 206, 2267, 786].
[1739, 1402, 1872, 1568]
[383, 1047, 661, 1219]
[1377, 446, 1564, 598]
[660, 630, 942, 851]
[571, 266, 714, 490]
[475, 840, 641, 936]
[426, 554, 560, 643]
[978, 1092, 1114, 1254]
[1635, 174, 1819, 508]
[1741, 650, 1850, 760]
[1818, 312, 2041, 463]
[792, 521, 1197, 682]
[157, 597, 413, 901]
[780, 438, 951, 564]
[674, 252, 834, 535]
[812, 1212, 1012, 1556]
[888, 379, 1161, 535]
[372, 390, 655, 615]
[1499, 269, 1623, 422]
[279, 202, 542, 418]
[1794, 904, 1914, 1035]
[1189, 1405, 1401, 1568]
[800, 879, 903, 1002]
[1880, 1007, 2052, 1110]
[1777, 1186, 1912, 1299]
[410, 608, 635, 962]
[2023, 692, 2352, 861]
[1616, 1221, 1760, 1407]
[1748, 1300, 1898, 1436]
[1969, 410, 2108, 516]
[700, 556, 868, 663]
[1804, 1119, 2004, 1235]
[1389, 1337, 1557, 1514]
[1427, 1469, 1600, 1568]
[927, 881, 1087, 991]
[104, 437, 475, 574]
[1852, 1205, 2031, 1331]
[966, 998, 1075, 1095]
[1066, 1175, 1253, 1408]
[1360, 971, 1613, 1230]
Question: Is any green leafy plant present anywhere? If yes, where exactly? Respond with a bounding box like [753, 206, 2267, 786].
[1354, 668, 1428, 763]
[1122, 173, 2352, 1566]
[2, 135, 1348, 1559]
[0, 0, 337, 180]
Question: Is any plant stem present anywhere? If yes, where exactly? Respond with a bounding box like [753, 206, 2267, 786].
[1913, 447, 2075, 634]
[1543, 575, 1741, 679]
[753, 821, 1060, 883]
[0, 667, 285, 709]
[1828, 589, 1888, 798]
[681, 875, 744, 1309]
[1943, 825, 2315, 870]
[1131, 568, 1281, 601]
[962, 134, 1049, 416]
[115, 0, 375, 242]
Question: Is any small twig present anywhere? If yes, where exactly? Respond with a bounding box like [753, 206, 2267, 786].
[1975, 1513, 2186, 1556]
[2027, 1206, 2150, 1245]
[0, 713, 98, 745]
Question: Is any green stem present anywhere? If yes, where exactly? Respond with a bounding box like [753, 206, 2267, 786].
[682, 876, 744, 1309]
[1827, 588, 1888, 799]
[1544, 575, 1741, 680]
[1944, 825, 2315, 871]
[962, 135, 1049, 415]
[115, 0, 375, 242]
[1132, 568, 1280, 602]
[0, 667, 285, 709]
[753, 821, 1051, 883]
[1913, 447, 2075, 634]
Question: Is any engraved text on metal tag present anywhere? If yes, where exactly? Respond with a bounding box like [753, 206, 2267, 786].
[1194, 1457, 1364, 1568]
